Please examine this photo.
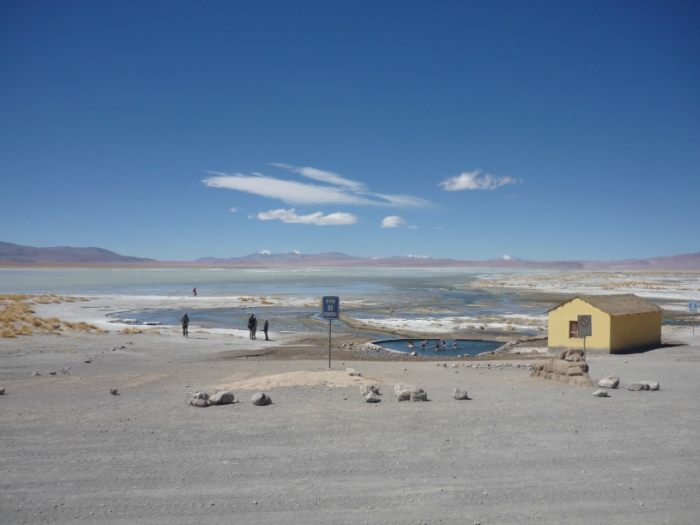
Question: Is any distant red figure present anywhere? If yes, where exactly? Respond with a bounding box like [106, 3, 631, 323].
[193, 287, 197, 297]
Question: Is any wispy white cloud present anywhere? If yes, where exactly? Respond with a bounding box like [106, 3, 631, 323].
[257, 208, 358, 226]
[439, 169, 521, 191]
[203, 165, 431, 208]
[229, 207, 238, 213]
[204, 172, 375, 206]
[270, 164, 366, 192]
[380, 215, 405, 228]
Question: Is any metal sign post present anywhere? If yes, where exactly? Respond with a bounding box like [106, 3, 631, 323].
[322, 296, 340, 368]
[578, 315, 592, 359]
[690, 301, 698, 335]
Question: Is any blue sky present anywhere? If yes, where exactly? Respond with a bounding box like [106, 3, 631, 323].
[1, 1, 698, 262]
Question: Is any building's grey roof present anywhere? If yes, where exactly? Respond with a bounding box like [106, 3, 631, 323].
[547, 294, 662, 316]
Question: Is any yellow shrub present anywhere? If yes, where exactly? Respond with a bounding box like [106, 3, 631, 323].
[1, 328, 17, 338]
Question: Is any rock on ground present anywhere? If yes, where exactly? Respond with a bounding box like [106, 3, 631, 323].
[410, 391, 428, 402]
[592, 389, 610, 397]
[209, 390, 235, 405]
[531, 359, 595, 388]
[365, 392, 381, 403]
[453, 389, 469, 400]
[628, 381, 660, 391]
[188, 391, 209, 407]
[598, 376, 620, 389]
[251, 392, 272, 406]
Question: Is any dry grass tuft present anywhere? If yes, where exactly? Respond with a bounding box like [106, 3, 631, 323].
[123, 327, 143, 334]
[0, 295, 105, 337]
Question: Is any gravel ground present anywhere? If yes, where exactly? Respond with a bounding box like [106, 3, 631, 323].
[1, 328, 699, 524]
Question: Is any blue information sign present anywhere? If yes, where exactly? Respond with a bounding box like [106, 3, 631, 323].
[322, 296, 340, 319]
[691, 301, 698, 313]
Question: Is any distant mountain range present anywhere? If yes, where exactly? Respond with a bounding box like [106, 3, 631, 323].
[1, 242, 699, 270]
[0, 242, 155, 264]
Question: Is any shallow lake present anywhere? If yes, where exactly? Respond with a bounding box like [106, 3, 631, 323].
[374, 338, 503, 357]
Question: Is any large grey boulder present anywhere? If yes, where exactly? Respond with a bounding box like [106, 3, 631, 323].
[410, 391, 428, 402]
[453, 389, 469, 400]
[188, 391, 210, 407]
[365, 392, 381, 403]
[628, 382, 650, 391]
[598, 376, 620, 389]
[251, 392, 272, 406]
[396, 384, 423, 401]
[209, 391, 235, 405]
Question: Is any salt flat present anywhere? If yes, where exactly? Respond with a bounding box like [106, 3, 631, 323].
[1, 324, 699, 524]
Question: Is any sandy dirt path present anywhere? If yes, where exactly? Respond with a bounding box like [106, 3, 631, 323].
[1, 328, 700, 524]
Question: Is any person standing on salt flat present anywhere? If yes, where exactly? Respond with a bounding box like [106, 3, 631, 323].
[263, 319, 269, 340]
[180, 312, 189, 338]
[248, 313, 257, 340]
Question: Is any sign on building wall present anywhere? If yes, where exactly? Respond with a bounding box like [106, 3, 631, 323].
[578, 315, 592, 337]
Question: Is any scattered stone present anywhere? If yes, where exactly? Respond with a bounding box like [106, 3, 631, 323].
[397, 388, 424, 401]
[592, 389, 609, 397]
[209, 391, 235, 405]
[530, 359, 595, 388]
[598, 376, 620, 389]
[453, 389, 470, 400]
[346, 368, 361, 377]
[188, 391, 210, 407]
[110, 389, 119, 395]
[85, 359, 92, 364]
[61, 367, 70, 375]
[0, 387, 5, 395]
[49, 371, 57, 376]
[32, 372, 41, 376]
[360, 384, 380, 396]
[410, 391, 428, 402]
[411, 351, 417, 356]
[365, 392, 381, 403]
[559, 348, 585, 362]
[628, 381, 660, 391]
[251, 392, 272, 406]
[142, 321, 161, 326]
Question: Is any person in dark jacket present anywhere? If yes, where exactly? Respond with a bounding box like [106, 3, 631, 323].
[248, 313, 257, 340]
[180, 312, 189, 338]
[263, 319, 269, 341]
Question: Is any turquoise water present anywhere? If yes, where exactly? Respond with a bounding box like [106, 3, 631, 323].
[374, 338, 503, 357]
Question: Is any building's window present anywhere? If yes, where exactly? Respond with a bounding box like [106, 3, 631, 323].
[569, 321, 578, 338]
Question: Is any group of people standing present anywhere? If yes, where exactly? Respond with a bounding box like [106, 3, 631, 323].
[180, 287, 269, 341]
[179, 312, 269, 340]
[247, 313, 269, 340]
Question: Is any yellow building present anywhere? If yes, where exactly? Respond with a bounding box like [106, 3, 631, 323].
[547, 294, 662, 354]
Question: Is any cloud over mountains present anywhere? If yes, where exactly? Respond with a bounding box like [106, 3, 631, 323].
[204, 164, 431, 208]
